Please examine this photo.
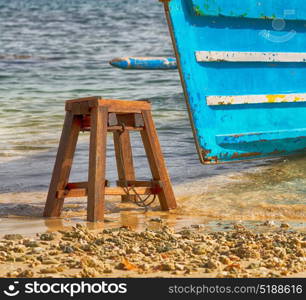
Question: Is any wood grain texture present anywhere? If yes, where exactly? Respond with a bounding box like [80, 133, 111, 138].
[44, 112, 81, 217]
[57, 187, 154, 198]
[113, 130, 136, 202]
[140, 110, 177, 210]
[87, 106, 108, 222]
[98, 99, 151, 113]
[45, 98, 176, 222]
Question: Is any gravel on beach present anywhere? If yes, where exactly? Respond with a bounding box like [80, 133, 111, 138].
[0, 223, 305, 278]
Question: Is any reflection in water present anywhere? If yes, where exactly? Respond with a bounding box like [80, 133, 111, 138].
[175, 155, 306, 220]
[0, 153, 305, 236]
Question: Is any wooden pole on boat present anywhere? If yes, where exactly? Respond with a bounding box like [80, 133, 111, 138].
[109, 57, 177, 70]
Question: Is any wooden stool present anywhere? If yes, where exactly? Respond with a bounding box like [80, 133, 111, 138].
[43, 96, 177, 222]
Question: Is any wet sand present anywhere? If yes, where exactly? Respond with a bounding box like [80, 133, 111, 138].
[0, 189, 305, 237]
[0, 159, 305, 278]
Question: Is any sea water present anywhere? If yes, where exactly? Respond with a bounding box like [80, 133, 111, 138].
[0, 0, 305, 231]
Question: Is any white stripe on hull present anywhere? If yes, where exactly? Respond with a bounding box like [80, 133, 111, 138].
[207, 93, 306, 105]
[196, 51, 306, 62]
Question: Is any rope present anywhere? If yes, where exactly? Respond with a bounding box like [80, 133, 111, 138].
[117, 121, 157, 210]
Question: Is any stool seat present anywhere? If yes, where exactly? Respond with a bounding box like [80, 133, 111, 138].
[43, 96, 177, 222]
[65, 96, 152, 114]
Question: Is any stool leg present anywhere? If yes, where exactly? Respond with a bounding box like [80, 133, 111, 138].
[44, 112, 81, 217]
[87, 106, 108, 221]
[113, 130, 136, 202]
[140, 110, 177, 210]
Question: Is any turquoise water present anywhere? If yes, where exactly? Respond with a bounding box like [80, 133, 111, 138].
[0, 0, 305, 223]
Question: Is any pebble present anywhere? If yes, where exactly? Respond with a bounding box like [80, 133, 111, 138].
[193, 246, 207, 255]
[263, 220, 276, 227]
[175, 264, 185, 271]
[23, 240, 39, 248]
[61, 245, 74, 253]
[191, 224, 205, 229]
[150, 218, 163, 223]
[4, 234, 23, 241]
[0, 223, 304, 278]
[205, 259, 221, 270]
[40, 233, 56, 241]
[32, 247, 44, 254]
[219, 255, 231, 265]
[160, 263, 175, 271]
[40, 267, 58, 274]
[280, 223, 290, 229]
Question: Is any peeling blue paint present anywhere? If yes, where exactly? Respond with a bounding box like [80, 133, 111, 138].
[162, 0, 306, 163]
[216, 128, 306, 145]
[110, 57, 177, 70]
[188, 0, 306, 21]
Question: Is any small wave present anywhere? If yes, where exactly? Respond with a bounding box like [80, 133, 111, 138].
[174, 161, 306, 221]
[0, 55, 33, 60]
[0, 55, 66, 62]
[176, 197, 306, 221]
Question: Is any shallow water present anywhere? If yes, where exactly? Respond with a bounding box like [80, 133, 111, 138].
[0, 0, 305, 233]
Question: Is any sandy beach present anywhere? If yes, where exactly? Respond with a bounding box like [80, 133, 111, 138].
[0, 222, 305, 278]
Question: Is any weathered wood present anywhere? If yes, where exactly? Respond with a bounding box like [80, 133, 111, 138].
[65, 96, 100, 111]
[45, 98, 176, 222]
[43, 112, 81, 217]
[87, 106, 108, 222]
[116, 180, 161, 187]
[207, 93, 306, 105]
[66, 97, 151, 113]
[113, 130, 136, 202]
[80, 101, 90, 114]
[66, 181, 108, 190]
[140, 110, 177, 210]
[57, 187, 153, 198]
[66, 182, 88, 189]
[82, 115, 144, 131]
[115, 113, 144, 128]
[98, 99, 151, 113]
[104, 186, 154, 195]
[67, 101, 91, 115]
[196, 51, 306, 62]
[70, 102, 90, 115]
[107, 126, 143, 132]
[66, 96, 101, 104]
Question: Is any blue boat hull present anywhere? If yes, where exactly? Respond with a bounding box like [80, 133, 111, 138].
[161, 0, 306, 164]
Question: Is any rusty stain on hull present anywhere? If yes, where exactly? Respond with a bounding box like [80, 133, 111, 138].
[189, 0, 306, 21]
[231, 152, 262, 159]
[216, 129, 306, 146]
